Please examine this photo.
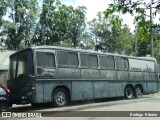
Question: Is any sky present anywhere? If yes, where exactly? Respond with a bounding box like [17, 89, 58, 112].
[61, 0, 135, 31]
[61, 0, 160, 32]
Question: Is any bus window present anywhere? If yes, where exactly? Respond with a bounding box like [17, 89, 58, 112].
[116, 57, 123, 70]
[107, 56, 115, 69]
[36, 52, 55, 76]
[116, 57, 129, 70]
[57, 51, 68, 67]
[129, 59, 142, 71]
[89, 54, 98, 68]
[46, 53, 55, 67]
[17, 52, 28, 77]
[80, 53, 89, 67]
[68, 52, 78, 67]
[99, 56, 108, 69]
[100, 56, 115, 69]
[123, 58, 129, 70]
[154, 62, 158, 72]
[36, 52, 46, 67]
[146, 61, 155, 72]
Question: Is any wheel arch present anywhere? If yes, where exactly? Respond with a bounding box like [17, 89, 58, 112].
[52, 85, 71, 102]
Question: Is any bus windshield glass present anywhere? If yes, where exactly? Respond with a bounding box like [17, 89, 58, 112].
[9, 51, 33, 79]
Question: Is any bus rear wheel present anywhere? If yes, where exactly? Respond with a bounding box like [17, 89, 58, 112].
[52, 88, 68, 107]
[124, 86, 134, 99]
[134, 86, 142, 98]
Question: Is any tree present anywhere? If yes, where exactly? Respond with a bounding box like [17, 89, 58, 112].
[134, 19, 150, 56]
[32, 1, 86, 48]
[0, 0, 8, 47]
[88, 12, 134, 54]
[104, 0, 160, 56]
[32, 0, 61, 46]
[79, 31, 95, 50]
[0, 0, 7, 27]
[104, 0, 160, 18]
[68, 6, 86, 48]
[3, 0, 39, 50]
[88, 12, 111, 52]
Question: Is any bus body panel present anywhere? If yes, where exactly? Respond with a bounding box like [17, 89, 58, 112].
[117, 71, 129, 80]
[56, 68, 80, 79]
[7, 46, 159, 105]
[71, 81, 94, 100]
[146, 81, 159, 93]
[93, 81, 110, 99]
[33, 80, 72, 103]
[100, 70, 117, 80]
[7, 76, 35, 104]
[81, 69, 100, 79]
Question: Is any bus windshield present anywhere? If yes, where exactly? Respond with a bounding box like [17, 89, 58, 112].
[9, 51, 33, 80]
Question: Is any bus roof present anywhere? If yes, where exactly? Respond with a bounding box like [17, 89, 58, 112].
[10, 46, 157, 62]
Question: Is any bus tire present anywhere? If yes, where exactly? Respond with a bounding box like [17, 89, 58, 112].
[134, 86, 143, 98]
[52, 88, 68, 107]
[124, 86, 134, 99]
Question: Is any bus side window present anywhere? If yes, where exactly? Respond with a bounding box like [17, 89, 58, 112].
[99, 56, 108, 69]
[107, 56, 115, 69]
[36, 52, 55, 76]
[116, 57, 123, 70]
[68, 52, 79, 67]
[46, 53, 55, 68]
[99, 56, 115, 69]
[116, 57, 129, 70]
[80, 53, 89, 68]
[89, 54, 98, 68]
[123, 58, 129, 70]
[36, 52, 46, 67]
[57, 51, 68, 67]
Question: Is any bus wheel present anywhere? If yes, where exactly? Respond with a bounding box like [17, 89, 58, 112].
[134, 86, 142, 98]
[52, 88, 68, 107]
[124, 86, 134, 99]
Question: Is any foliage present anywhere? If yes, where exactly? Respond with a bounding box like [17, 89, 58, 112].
[32, 0, 57, 46]
[32, 1, 86, 48]
[1, 0, 160, 62]
[0, 0, 7, 26]
[88, 12, 134, 54]
[104, 0, 160, 56]
[78, 31, 95, 50]
[104, 0, 160, 17]
[1, 0, 39, 50]
[153, 35, 160, 63]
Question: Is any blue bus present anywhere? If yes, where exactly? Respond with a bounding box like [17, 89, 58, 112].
[7, 46, 159, 107]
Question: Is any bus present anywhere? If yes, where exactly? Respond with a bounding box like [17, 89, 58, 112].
[7, 46, 159, 107]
